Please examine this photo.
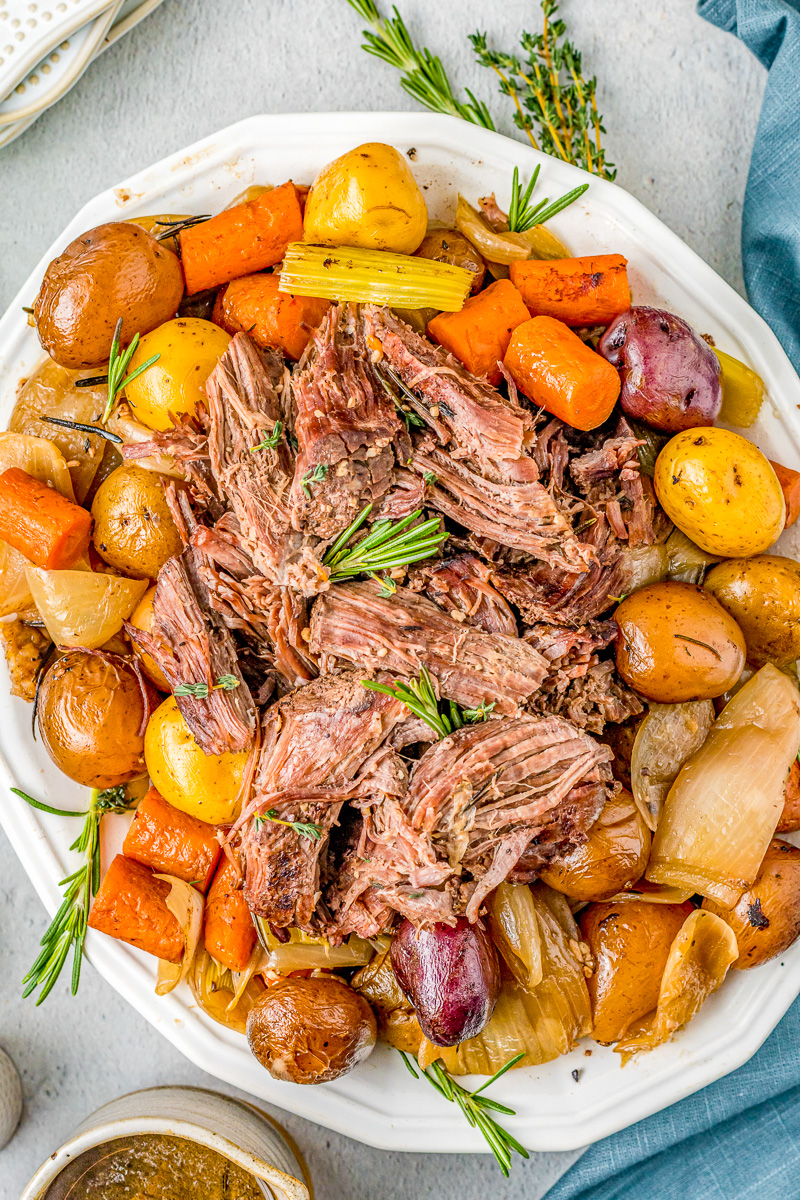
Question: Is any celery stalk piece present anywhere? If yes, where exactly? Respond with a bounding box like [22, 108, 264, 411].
[714, 347, 766, 429]
[278, 243, 472, 311]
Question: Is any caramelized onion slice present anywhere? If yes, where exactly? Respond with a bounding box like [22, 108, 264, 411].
[615, 910, 737, 1060]
[154, 875, 204, 996]
[631, 700, 714, 830]
[456, 196, 571, 265]
[189, 946, 267, 1033]
[24, 567, 147, 649]
[487, 881, 543, 989]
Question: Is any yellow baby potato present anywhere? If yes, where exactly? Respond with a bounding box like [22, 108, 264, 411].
[654, 427, 785, 557]
[124, 317, 231, 432]
[303, 141, 428, 254]
[144, 695, 248, 825]
[91, 463, 183, 580]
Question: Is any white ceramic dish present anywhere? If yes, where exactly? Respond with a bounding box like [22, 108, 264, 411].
[19, 1086, 311, 1199]
[1, 112, 800, 1155]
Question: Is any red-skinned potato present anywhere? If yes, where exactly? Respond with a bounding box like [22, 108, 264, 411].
[598, 306, 721, 432]
[34, 222, 184, 369]
[390, 916, 500, 1047]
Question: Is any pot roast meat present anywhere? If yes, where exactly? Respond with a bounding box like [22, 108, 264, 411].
[289, 304, 401, 539]
[410, 446, 594, 571]
[406, 715, 614, 920]
[127, 548, 256, 754]
[308, 578, 548, 715]
[363, 305, 539, 482]
[410, 553, 518, 637]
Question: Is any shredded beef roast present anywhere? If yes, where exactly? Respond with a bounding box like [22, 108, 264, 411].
[289, 305, 402, 539]
[127, 548, 256, 754]
[405, 715, 614, 920]
[309, 578, 547, 715]
[410, 554, 517, 637]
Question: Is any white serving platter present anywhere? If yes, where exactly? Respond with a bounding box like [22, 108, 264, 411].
[1, 112, 800, 1156]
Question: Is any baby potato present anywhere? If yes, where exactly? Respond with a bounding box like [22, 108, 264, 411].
[580, 899, 694, 1044]
[304, 142, 428, 254]
[540, 789, 651, 902]
[144, 694, 247, 824]
[778, 760, 800, 833]
[615, 581, 746, 702]
[34, 222, 184, 369]
[37, 650, 154, 788]
[128, 586, 170, 691]
[91, 463, 182, 580]
[702, 839, 800, 968]
[124, 317, 231, 432]
[416, 228, 486, 292]
[704, 555, 800, 668]
[247, 975, 376, 1084]
[654, 428, 785, 557]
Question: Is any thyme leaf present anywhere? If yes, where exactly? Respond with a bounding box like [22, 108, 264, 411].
[254, 808, 323, 842]
[174, 675, 241, 698]
[300, 463, 329, 498]
[250, 420, 284, 452]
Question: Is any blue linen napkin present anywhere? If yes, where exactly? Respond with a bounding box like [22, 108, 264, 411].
[545, 4, 800, 1196]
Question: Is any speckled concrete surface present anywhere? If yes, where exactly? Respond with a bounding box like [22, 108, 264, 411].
[0, 2, 765, 1196]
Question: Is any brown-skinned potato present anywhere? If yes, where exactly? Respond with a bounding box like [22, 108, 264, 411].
[778, 760, 800, 833]
[614, 582, 746, 702]
[37, 650, 157, 788]
[580, 899, 694, 1044]
[34, 222, 184, 369]
[704, 555, 800, 668]
[246, 976, 377, 1084]
[540, 789, 651, 902]
[415, 229, 486, 293]
[702, 839, 800, 968]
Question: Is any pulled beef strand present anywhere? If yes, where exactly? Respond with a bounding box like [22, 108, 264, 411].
[308, 578, 547, 715]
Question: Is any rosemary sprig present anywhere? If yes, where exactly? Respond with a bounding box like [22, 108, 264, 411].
[13, 785, 135, 1003]
[400, 1052, 529, 1175]
[250, 420, 284, 452]
[363, 665, 495, 739]
[300, 463, 329, 499]
[674, 633, 722, 661]
[77, 318, 160, 423]
[174, 675, 240, 698]
[347, 0, 494, 128]
[470, 2, 615, 179]
[40, 415, 122, 445]
[153, 214, 212, 256]
[323, 503, 448, 580]
[254, 808, 323, 842]
[506, 164, 588, 232]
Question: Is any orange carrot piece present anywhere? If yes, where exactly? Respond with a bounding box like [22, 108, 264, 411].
[122, 786, 222, 893]
[504, 316, 621, 431]
[0, 466, 92, 569]
[212, 272, 329, 360]
[87, 854, 184, 962]
[427, 279, 531, 385]
[204, 856, 257, 972]
[509, 254, 630, 327]
[180, 181, 305, 295]
[769, 460, 800, 528]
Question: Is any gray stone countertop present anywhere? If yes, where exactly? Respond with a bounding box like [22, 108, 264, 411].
[0, 1, 764, 1196]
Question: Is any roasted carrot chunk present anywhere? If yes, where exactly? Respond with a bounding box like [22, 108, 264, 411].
[212, 272, 329, 360]
[769, 460, 800, 528]
[122, 786, 222, 892]
[204, 856, 257, 972]
[509, 253, 630, 327]
[427, 279, 531, 384]
[504, 315, 621, 431]
[180, 182, 305, 295]
[0, 466, 92, 569]
[87, 854, 183, 962]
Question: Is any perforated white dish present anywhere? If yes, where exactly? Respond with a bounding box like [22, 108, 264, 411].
[1, 113, 800, 1154]
[0, 0, 118, 99]
[0, 0, 121, 124]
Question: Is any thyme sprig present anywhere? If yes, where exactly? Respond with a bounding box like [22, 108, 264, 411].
[400, 1051, 529, 1175]
[13, 785, 135, 1003]
[300, 463, 329, 498]
[347, 0, 494, 128]
[251, 420, 284, 452]
[174, 675, 240, 698]
[254, 808, 323, 842]
[363, 665, 495, 739]
[323, 503, 448, 580]
[506, 164, 588, 232]
[470, 2, 615, 179]
[75, 318, 160, 423]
